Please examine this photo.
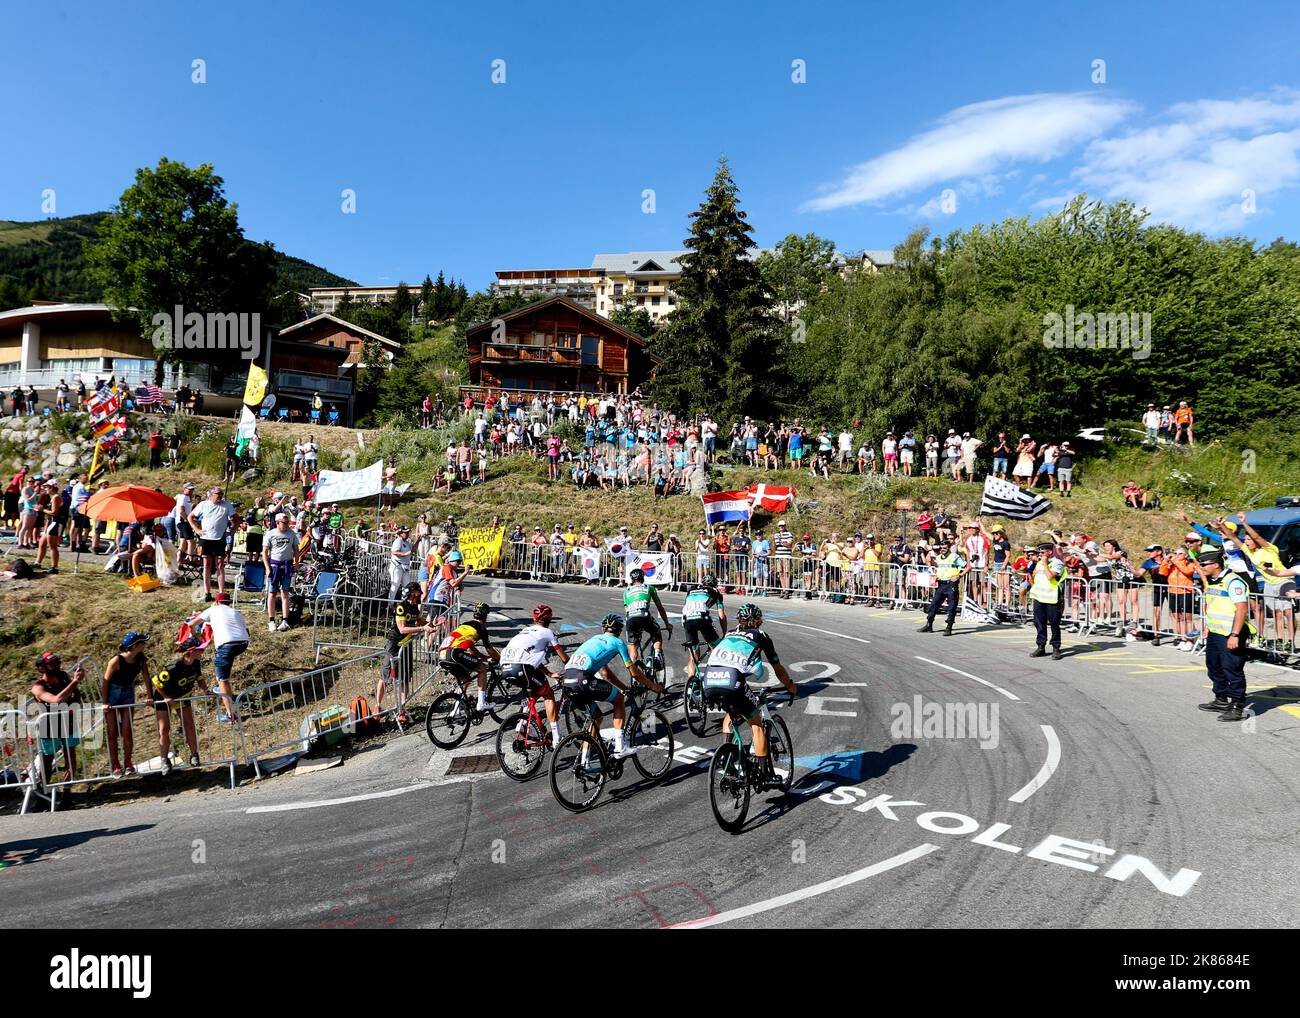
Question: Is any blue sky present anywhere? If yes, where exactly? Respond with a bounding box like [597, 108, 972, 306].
[3, 0, 1299, 290]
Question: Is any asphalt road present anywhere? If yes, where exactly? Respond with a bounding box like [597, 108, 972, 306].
[4, 579, 1299, 929]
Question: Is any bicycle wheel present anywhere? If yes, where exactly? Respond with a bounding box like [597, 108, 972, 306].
[709, 741, 750, 833]
[683, 675, 709, 737]
[495, 711, 546, 781]
[426, 690, 471, 749]
[630, 708, 674, 782]
[558, 695, 582, 737]
[549, 731, 608, 812]
[486, 674, 521, 724]
[766, 713, 794, 794]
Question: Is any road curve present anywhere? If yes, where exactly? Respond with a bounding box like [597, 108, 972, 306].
[4, 578, 1298, 929]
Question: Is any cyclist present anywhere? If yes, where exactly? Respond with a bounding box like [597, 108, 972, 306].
[379, 582, 439, 724]
[562, 613, 663, 758]
[436, 601, 500, 713]
[499, 603, 570, 746]
[700, 602, 797, 788]
[623, 567, 673, 672]
[681, 571, 728, 678]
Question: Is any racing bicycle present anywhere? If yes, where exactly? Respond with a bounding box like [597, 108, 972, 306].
[708, 686, 794, 833]
[425, 662, 519, 749]
[681, 639, 715, 737]
[548, 682, 674, 812]
[494, 683, 582, 781]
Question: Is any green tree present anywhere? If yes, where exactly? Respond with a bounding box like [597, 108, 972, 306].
[84, 158, 276, 381]
[650, 157, 778, 419]
[419, 274, 435, 330]
[608, 297, 656, 338]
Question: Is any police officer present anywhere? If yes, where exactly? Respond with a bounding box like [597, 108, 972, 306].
[1195, 549, 1251, 722]
[918, 538, 968, 635]
[1029, 542, 1066, 659]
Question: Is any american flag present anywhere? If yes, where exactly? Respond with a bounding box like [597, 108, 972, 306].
[135, 383, 166, 406]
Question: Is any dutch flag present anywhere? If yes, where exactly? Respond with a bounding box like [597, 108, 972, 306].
[701, 490, 754, 528]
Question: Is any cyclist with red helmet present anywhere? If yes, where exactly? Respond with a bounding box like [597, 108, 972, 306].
[499, 604, 570, 746]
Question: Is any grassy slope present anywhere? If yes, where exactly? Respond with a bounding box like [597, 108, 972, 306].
[3, 414, 1296, 706]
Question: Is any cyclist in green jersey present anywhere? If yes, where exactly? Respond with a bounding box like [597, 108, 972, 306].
[623, 568, 673, 670]
[681, 572, 728, 678]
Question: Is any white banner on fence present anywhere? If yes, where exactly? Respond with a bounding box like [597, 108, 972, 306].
[626, 551, 673, 586]
[312, 459, 384, 503]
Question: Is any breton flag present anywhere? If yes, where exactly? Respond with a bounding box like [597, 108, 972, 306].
[979, 475, 1052, 521]
[747, 483, 796, 513]
[701, 490, 754, 527]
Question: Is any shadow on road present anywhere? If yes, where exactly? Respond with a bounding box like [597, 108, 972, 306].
[0, 824, 154, 871]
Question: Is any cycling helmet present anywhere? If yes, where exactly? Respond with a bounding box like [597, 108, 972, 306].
[628, 568, 644, 583]
[601, 612, 625, 635]
[33, 651, 60, 672]
[532, 604, 553, 624]
[470, 602, 490, 622]
[701, 572, 717, 588]
[448, 550, 464, 563]
[406, 582, 423, 597]
[736, 602, 763, 628]
[120, 632, 150, 651]
[178, 636, 205, 653]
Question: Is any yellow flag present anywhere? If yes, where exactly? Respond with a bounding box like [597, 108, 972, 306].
[243, 364, 268, 407]
[88, 440, 104, 481]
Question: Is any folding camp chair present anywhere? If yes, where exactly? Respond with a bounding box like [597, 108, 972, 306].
[235, 560, 267, 607]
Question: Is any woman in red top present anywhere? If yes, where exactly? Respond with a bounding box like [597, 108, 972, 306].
[4, 467, 25, 527]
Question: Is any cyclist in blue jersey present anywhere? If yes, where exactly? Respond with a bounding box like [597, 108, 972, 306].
[562, 613, 664, 758]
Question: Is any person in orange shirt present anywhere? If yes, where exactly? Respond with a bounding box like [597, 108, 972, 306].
[1159, 546, 1199, 649]
[1174, 401, 1195, 446]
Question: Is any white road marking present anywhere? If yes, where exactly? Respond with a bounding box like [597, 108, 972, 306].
[666, 843, 941, 928]
[913, 656, 1021, 702]
[245, 783, 435, 814]
[806, 696, 858, 718]
[765, 619, 870, 643]
[1007, 725, 1061, 804]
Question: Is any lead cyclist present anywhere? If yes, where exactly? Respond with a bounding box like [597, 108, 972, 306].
[700, 602, 797, 785]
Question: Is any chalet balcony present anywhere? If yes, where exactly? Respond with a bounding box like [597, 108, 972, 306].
[482, 341, 583, 365]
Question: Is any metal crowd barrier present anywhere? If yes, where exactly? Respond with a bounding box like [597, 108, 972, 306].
[12, 686, 241, 813]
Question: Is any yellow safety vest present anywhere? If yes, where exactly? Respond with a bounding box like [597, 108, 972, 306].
[936, 553, 963, 581]
[1204, 574, 1251, 637]
[1030, 560, 1063, 604]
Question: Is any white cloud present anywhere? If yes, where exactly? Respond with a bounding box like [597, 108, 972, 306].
[802, 92, 1134, 212]
[1075, 89, 1300, 231]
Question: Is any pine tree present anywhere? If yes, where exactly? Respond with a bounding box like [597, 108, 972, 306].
[419, 274, 434, 330]
[650, 157, 777, 419]
[431, 270, 451, 320]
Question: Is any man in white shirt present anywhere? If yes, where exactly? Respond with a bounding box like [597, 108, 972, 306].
[960, 433, 983, 482]
[499, 605, 570, 746]
[389, 525, 413, 600]
[68, 474, 90, 552]
[199, 591, 250, 721]
[1142, 403, 1161, 442]
[837, 429, 853, 469]
[188, 486, 234, 600]
[174, 481, 196, 559]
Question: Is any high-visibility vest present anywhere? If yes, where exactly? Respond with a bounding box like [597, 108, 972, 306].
[1204, 574, 1251, 636]
[1030, 560, 1063, 604]
[936, 553, 963, 581]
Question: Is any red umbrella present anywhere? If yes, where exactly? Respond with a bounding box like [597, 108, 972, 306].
[85, 484, 176, 522]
